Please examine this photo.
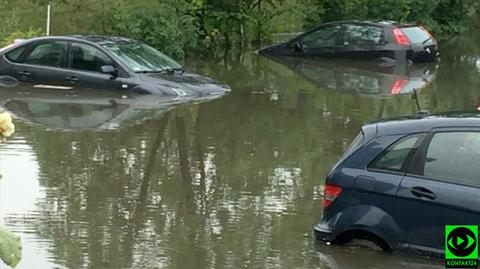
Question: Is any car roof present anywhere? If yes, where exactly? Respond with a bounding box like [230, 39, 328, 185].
[66, 35, 137, 45]
[366, 111, 480, 136]
[322, 20, 417, 28]
[9, 35, 138, 47]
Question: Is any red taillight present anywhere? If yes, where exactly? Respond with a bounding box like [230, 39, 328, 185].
[393, 28, 410, 46]
[323, 184, 342, 208]
[390, 79, 408, 95]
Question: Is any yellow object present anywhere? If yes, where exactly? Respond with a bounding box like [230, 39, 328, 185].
[0, 111, 15, 138]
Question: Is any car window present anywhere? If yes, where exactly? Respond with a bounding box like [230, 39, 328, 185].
[422, 132, 480, 188]
[5, 46, 27, 62]
[24, 41, 67, 67]
[301, 25, 342, 48]
[401, 27, 432, 44]
[101, 42, 182, 72]
[70, 42, 112, 73]
[370, 134, 424, 172]
[343, 25, 383, 46]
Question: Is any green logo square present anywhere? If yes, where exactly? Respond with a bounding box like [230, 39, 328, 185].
[445, 225, 479, 268]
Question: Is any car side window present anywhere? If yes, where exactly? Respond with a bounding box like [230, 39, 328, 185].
[70, 42, 112, 73]
[421, 132, 480, 188]
[5, 46, 27, 62]
[24, 41, 67, 67]
[300, 25, 342, 49]
[343, 25, 383, 46]
[370, 134, 424, 172]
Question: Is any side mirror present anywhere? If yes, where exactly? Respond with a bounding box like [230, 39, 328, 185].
[101, 65, 117, 78]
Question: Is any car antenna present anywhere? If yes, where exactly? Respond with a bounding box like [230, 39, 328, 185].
[412, 88, 430, 117]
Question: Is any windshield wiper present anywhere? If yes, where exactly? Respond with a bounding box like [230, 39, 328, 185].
[135, 67, 185, 74]
[163, 67, 185, 74]
[134, 70, 164, 74]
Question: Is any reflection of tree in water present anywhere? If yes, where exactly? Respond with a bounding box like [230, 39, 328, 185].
[22, 54, 435, 268]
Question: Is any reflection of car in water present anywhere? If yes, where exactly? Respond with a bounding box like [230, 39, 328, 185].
[0, 84, 225, 131]
[266, 56, 436, 95]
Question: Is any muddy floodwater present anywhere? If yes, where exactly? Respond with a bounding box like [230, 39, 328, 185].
[1, 36, 480, 268]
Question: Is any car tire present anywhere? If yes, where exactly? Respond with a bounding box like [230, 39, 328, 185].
[334, 230, 392, 252]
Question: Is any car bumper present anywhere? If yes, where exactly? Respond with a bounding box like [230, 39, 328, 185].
[313, 221, 335, 242]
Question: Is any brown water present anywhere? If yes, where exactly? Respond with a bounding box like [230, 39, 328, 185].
[1, 38, 480, 268]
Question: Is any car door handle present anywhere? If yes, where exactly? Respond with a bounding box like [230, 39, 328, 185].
[17, 71, 30, 76]
[411, 186, 436, 200]
[65, 76, 79, 83]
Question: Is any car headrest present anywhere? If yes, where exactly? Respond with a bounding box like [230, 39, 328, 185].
[72, 46, 84, 59]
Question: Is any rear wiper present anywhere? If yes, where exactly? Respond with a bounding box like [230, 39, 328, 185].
[422, 37, 433, 45]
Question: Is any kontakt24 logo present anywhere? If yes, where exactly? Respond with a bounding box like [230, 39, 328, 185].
[446, 225, 479, 268]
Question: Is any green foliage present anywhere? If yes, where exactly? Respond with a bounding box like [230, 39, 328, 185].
[102, 4, 198, 59]
[0, 27, 43, 48]
[0, 227, 22, 268]
[96, 0, 288, 57]
[302, 0, 480, 36]
[0, 0, 479, 60]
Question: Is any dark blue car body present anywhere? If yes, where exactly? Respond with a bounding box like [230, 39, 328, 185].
[314, 113, 480, 256]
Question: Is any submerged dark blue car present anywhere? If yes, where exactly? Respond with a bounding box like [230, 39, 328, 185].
[315, 112, 480, 256]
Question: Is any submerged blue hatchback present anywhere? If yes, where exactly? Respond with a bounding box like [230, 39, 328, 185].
[314, 112, 480, 256]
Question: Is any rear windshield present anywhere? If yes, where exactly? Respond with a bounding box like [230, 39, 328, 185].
[401, 27, 433, 44]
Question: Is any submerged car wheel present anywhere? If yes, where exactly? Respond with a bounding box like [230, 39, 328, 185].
[334, 230, 392, 252]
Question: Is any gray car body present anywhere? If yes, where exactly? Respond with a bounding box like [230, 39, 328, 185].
[0, 35, 231, 97]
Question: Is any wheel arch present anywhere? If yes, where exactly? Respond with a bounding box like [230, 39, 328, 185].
[327, 204, 406, 251]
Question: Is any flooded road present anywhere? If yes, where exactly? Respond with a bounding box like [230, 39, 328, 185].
[1, 37, 480, 268]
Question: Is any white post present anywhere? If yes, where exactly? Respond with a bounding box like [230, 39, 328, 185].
[46, 4, 51, 36]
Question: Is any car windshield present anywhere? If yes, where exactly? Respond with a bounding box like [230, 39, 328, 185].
[101, 42, 182, 72]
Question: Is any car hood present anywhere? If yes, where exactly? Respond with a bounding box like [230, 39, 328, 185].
[258, 43, 289, 56]
[138, 71, 231, 97]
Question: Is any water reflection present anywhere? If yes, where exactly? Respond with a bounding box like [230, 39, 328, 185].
[265, 56, 436, 95]
[0, 85, 225, 131]
[314, 243, 442, 269]
[2, 35, 480, 268]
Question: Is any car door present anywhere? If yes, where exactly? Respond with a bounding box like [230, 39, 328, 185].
[10, 40, 69, 85]
[66, 42, 125, 90]
[395, 129, 480, 252]
[296, 24, 343, 58]
[337, 24, 385, 60]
